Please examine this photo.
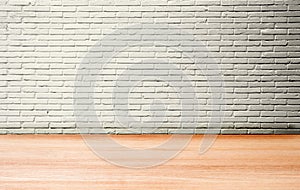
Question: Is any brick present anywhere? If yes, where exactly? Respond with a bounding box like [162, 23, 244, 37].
[248, 0, 274, 5]
[261, 5, 287, 11]
[235, 6, 261, 12]
[35, 129, 63, 134]
[23, 6, 50, 12]
[235, 123, 261, 129]
[274, 129, 300, 134]
[8, 0, 33, 5]
[196, 0, 220, 6]
[248, 129, 274, 135]
[23, 123, 49, 128]
[221, 129, 248, 134]
[168, 129, 195, 134]
[10, 129, 35, 134]
[234, 111, 260, 117]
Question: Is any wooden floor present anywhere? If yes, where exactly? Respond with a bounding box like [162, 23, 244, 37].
[0, 135, 299, 190]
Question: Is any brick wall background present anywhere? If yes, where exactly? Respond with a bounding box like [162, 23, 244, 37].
[0, 0, 300, 134]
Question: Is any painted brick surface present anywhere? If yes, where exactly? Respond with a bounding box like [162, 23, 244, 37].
[0, 0, 300, 134]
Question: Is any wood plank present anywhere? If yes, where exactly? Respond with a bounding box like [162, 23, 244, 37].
[0, 135, 299, 190]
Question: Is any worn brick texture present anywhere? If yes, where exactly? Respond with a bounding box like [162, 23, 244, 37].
[0, 0, 300, 134]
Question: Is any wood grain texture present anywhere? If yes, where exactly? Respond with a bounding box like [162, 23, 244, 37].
[0, 135, 299, 190]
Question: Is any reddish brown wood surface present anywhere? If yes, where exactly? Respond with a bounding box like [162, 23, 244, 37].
[0, 135, 299, 190]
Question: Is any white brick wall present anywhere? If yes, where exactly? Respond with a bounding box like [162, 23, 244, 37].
[0, 0, 300, 134]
